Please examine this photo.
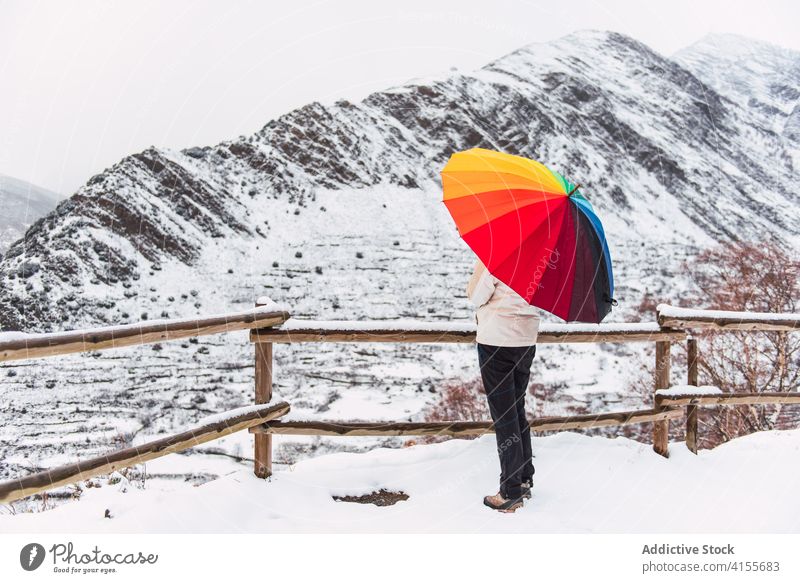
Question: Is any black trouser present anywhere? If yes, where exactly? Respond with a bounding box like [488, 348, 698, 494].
[477, 342, 536, 500]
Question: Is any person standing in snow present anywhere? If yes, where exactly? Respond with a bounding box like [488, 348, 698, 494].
[466, 258, 541, 513]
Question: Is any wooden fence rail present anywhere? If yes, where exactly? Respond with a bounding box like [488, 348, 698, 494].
[656, 392, 800, 407]
[0, 402, 290, 505]
[251, 320, 686, 344]
[0, 305, 290, 362]
[249, 407, 684, 437]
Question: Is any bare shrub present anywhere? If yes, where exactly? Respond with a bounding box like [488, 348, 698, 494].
[425, 377, 489, 423]
[404, 377, 489, 446]
[636, 289, 659, 317]
[407, 376, 575, 446]
[683, 241, 800, 447]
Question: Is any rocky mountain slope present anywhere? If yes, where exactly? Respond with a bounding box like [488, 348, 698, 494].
[0, 175, 62, 256]
[1, 31, 798, 487]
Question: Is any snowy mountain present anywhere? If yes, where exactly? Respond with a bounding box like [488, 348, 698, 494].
[1, 30, 798, 485]
[0, 175, 62, 256]
[2, 30, 798, 332]
[674, 34, 800, 141]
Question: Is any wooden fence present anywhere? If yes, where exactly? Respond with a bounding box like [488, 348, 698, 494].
[0, 305, 291, 504]
[0, 302, 797, 505]
[656, 304, 800, 453]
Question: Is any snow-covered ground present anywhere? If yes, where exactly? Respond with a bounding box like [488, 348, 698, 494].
[3, 429, 798, 533]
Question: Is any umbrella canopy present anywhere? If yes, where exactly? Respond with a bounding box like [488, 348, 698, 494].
[441, 148, 615, 323]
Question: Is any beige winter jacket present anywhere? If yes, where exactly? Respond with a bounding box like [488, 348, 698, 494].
[466, 260, 541, 347]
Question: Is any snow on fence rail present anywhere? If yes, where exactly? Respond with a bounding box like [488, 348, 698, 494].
[250, 319, 686, 344]
[0, 305, 291, 362]
[657, 304, 800, 331]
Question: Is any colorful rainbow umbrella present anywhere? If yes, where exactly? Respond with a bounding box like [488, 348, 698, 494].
[441, 148, 616, 323]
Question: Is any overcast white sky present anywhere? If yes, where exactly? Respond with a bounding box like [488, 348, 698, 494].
[2, 0, 798, 195]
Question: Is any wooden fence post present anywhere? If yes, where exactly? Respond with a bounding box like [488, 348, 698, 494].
[254, 304, 274, 478]
[686, 336, 699, 454]
[653, 340, 671, 457]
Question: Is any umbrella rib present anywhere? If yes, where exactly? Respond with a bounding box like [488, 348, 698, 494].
[527, 201, 580, 318]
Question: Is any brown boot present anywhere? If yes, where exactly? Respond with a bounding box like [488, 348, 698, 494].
[483, 491, 524, 513]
